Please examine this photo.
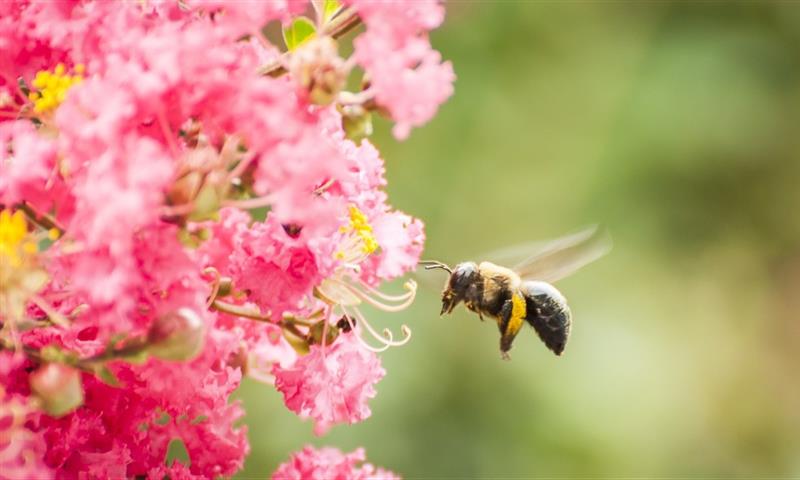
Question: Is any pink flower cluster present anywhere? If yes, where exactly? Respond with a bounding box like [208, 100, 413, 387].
[273, 445, 400, 480]
[0, 0, 453, 478]
[274, 333, 385, 436]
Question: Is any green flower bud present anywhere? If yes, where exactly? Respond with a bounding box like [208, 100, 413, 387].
[147, 308, 206, 361]
[30, 363, 84, 417]
[306, 319, 340, 346]
[289, 37, 347, 106]
[340, 104, 373, 144]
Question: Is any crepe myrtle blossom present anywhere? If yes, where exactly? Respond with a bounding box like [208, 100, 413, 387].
[272, 445, 400, 480]
[0, 0, 452, 477]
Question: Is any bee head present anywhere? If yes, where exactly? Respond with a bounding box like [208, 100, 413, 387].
[441, 262, 479, 315]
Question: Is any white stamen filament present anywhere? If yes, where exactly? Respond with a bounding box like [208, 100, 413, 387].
[339, 306, 391, 353]
[204, 267, 221, 308]
[30, 295, 69, 327]
[360, 279, 418, 302]
[336, 235, 369, 264]
[223, 194, 275, 210]
[349, 306, 411, 348]
[226, 150, 257, 185]
[345, 280, 417, 313]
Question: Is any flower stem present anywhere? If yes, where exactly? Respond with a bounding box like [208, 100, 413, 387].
[16, 201, 65, 235]
[210, 299, 273, 322]
[259, 7, 362, 77]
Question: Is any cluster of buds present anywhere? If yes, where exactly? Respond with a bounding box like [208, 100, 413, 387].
[288, 36, 348, 107]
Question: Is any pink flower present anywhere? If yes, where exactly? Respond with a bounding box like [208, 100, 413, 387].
[0, 0, 455, 475]
[350, 1, 455, 139]
[363, 211, 425, 283]
[229, 217, 324, 318]
[0, 366, 53, 480]
[272, 445, 400, 480]
[273, 333, 385, 435]
[0, 120, 61, 210]
[183, 0, 307, 40]
[36, 326, 247, 479]
[196, 207, 252, 274]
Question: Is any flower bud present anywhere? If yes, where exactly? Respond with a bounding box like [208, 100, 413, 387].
[306, 319, 339, 346]
[166, 171, 203, 207]
[288, 37, 347, 106]
[147, 308, 206, 361]
[340, 104, 373, 144]
[30, 363, 84, 417]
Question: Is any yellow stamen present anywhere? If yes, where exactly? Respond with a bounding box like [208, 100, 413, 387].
[48, 228, 60, 241]
[0, 209, 28, 262]
[28, 65, 83, 114]
[22, 242, 38, 254]
[346, 205, 378, 255]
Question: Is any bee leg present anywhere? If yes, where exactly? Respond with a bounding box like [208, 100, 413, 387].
[498, 299, 514, 353]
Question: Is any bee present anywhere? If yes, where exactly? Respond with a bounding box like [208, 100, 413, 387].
[420, 226, 611, 359]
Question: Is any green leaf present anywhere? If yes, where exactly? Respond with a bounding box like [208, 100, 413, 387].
[323, 0, 342, 24]
[282, 17, 316, 52]
[94, 364, 120, 387]
[166, 438, 190, 467]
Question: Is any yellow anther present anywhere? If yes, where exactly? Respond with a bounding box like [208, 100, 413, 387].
[28, 64, 83, 114]
[0, 210, 28, 262]
[0, 210, 27, 246]
[48, 228, 60, 241]
[22, 242, 37, 254]
[345, 205, 378, 255]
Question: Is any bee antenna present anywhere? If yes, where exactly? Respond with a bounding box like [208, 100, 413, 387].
[419, 260, 452, 274]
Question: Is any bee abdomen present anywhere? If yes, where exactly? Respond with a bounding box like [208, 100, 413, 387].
[519, 281, 572, 356]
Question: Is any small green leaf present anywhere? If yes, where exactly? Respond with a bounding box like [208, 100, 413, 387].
[166, 438, 190, 467]
[323, 0, 342, 23]
[154, 410, 172, 426]
[95, 364, 120, 387]
[282, 17, 316, 52]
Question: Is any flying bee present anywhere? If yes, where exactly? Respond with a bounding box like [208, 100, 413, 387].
[420, 226, 611, 359]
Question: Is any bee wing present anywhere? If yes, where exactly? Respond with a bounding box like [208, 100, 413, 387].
[504, 225, 612, 284]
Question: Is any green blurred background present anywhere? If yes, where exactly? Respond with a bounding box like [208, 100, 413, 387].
[236, 2, 800, 477]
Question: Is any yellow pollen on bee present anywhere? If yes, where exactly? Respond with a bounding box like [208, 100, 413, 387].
[507, 292, 527, 336]
[29, 64, 84, 114]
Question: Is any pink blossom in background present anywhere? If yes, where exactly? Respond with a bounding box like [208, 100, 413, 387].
[0, 0, 452, 476]
[350, 0, 455, 139]
[0, 357, 53, 480]
[272, 445, 400, 480]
